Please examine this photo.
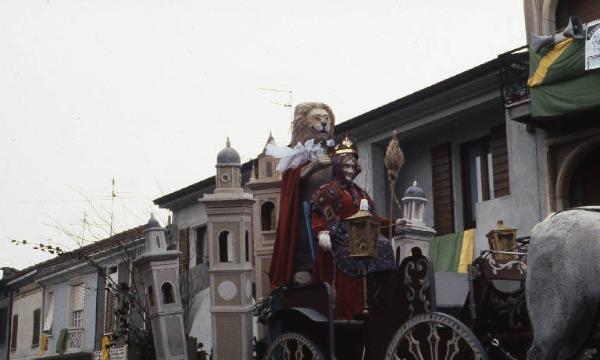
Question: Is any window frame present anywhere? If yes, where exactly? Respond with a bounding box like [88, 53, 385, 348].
[42, 289, 54, 334]
[69, 279, 85, 329]
[32, 308, 41, 348]
[460, 136, 494, 229]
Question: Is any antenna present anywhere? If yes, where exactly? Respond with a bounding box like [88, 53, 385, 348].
[79, 211, 89, 246]
[259, 87, 293, 123]
[110, 177, 116, 237]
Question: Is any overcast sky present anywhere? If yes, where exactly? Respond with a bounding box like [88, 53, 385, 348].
[0, 0, 526, 270]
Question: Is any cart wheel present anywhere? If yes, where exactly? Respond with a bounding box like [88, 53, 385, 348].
[385, 312, 489, 360]
[263, 332, 325, 360]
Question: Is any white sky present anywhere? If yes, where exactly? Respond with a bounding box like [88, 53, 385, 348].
[0, 0, 526, 270]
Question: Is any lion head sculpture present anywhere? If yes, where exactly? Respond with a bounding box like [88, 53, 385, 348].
[290, 102, 335, 146]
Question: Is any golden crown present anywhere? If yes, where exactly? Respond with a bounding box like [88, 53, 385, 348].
[335, 134, 358, 156]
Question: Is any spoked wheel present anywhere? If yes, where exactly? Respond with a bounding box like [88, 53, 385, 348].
[385, 312, 489, 360]
[263, 332, 325, 360]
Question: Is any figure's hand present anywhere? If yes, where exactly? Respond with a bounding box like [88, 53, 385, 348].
[317, 154, 331, 166]
[301, 155, 331, 179]
[318, 231, 331, 251]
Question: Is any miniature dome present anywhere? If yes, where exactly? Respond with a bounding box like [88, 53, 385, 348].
[147, 214, 161, 228]
[404, 181, 426, 199]
[217, 138, 241, 166]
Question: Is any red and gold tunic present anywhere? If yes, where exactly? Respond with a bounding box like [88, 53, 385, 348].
[311, 180, 395, 319]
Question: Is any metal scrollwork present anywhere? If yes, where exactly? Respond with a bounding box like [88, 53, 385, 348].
[486, 258, 527, 275]
[403, 255, 433, 317]
[264, 332, 325, 360]
[385, 312, 489, 360]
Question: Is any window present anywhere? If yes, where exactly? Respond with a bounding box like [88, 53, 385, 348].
[10, 314, 18, 350]
[460, 126, 509, 229]
[245, 231, 250, 262]
[265, 161, 273, 178]
[461, 138, 493, 229]
[261, 201, 276, 231]
[195, 227, 207, 265]
[218, 231, 233, 262]
[431, 143, 455, 235]
[71, 283, 85, 328]
[179, 228, 190, 272]
[161, 282, 175, 304]
[104, 267, 118, 334]
[32, 309, 41, 347]
[148, 286, 155, 307]
[43, 291, 54, 334]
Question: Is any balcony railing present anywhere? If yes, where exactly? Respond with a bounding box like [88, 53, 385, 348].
[67, 328, 84, 350]
[498, 45, 530, 107]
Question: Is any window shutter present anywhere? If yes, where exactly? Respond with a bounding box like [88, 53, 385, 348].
[73, 284, 85, 312]
[43, 293, 54, 333]
[10, 314, 18, 350]
[179, 228, 190, 272]
[490, 125, 510, 198]
[32, 309, 41, 346]
[105, 290, 117, 333]
[431, 143, 455, 235]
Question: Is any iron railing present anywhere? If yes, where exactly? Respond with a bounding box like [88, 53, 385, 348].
[498, 45, 530, 107]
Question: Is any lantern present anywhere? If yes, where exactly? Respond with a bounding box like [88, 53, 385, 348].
[346, 199, 380, 258]
[486, 220, 517, 262]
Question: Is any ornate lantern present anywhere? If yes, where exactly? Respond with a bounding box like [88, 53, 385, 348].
[346, 199, 380, 258]
[486, 220, 517, 262]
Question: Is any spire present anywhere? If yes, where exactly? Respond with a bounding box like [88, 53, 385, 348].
[226, 137, 231, 147]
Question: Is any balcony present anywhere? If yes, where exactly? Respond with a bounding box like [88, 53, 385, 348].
[498, 45, 530, 108]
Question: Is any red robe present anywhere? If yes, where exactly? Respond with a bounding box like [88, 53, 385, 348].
[269, 164, 305, 288]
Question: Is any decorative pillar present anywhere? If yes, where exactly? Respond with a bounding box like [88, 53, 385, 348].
[134, 215, 189, 360]
[394, 181, 436, 261]
[200, 139, 255, 360]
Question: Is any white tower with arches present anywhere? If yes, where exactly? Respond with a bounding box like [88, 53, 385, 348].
[201, 139, 255, 360]
[134, 215, 189, 360]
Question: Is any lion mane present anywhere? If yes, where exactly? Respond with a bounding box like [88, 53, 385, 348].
[290, 102, 335, 146]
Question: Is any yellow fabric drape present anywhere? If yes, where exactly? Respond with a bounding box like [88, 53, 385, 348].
[457, 229, 475, 273]
[101, 335, 111, 360]
[38, 335, 48, 355]
[528, 38, 575, 87]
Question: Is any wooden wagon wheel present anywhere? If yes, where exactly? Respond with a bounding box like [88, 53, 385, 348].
[385, 312, 489, 360]
[263, 332, 326, 360]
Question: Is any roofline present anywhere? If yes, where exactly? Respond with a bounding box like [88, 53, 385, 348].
[7, 269, 37, 286]
[9, 224, 147, 280]
[335, 58, 500, 133]
[153, 159, 254, 207]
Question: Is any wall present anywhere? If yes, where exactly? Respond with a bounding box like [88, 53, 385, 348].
[0, 288, 11, 360]
[9, 287, 42, 360]
[40, 271, 99, 357]
[474, 119, 545, 254]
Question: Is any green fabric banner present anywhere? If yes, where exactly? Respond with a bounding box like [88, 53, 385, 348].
[428, 231, 464, 272]
[529, 38, 600, 117]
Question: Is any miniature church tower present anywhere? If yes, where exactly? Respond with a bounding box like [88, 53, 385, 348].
[201, 139, 255, 360]
[134, 215, 189, 360]
[246, 132, 282, 338]
[394, 181, 436, 261]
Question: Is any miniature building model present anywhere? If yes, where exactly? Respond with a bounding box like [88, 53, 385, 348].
[201, 139, 255, 360]
[394, 181, 436, 261]
[246, 132, 281, 336]
[134, 215, 189, 360]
